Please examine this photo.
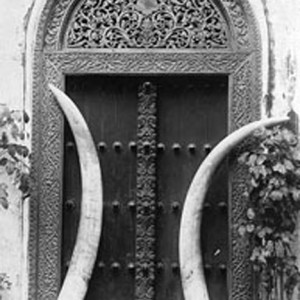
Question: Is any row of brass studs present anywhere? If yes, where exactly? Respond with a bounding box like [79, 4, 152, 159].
[66, 260, 226, 272]
[110, 201, 181, 213]
[95, 261, 180, 273]
[93, 262, 226, 272]
[203, 201, 228, 210]
[66, 141, 212, 154]
[111, 201, 227, 211]
[65, 200, 228, 212]
[204, 264, 227, 271]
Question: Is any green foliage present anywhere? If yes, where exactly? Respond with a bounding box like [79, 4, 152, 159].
[0, 273, 11, 291]
[238, 126, 300, 300]
[0, 105, 30, 210]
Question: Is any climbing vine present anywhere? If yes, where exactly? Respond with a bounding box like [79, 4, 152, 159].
[238, 125, 300, 300]
[0, 105, 30, 210]
[0, 273, 11, 292]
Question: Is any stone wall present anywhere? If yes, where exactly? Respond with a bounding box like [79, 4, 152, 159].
[0, 0, 299, 299]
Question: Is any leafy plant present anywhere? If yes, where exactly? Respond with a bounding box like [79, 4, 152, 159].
[0, 273, 11, 291]
[238, 125, 300, 300]
[0, 105, 30, 210]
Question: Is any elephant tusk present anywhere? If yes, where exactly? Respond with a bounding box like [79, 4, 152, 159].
[179, 116, 289, 300]
[49, 84, 103, 300]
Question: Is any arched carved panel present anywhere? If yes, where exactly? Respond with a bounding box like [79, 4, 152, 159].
[43, 0, 254, 51]
[64, 0, 230, 49]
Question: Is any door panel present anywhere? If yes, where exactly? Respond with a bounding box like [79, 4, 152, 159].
[63, 76, 137, 300]
[156, 77, 228, 300]
[62, 75, 228, 300]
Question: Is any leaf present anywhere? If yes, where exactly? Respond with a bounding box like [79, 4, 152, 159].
[15, 145, 24, 156]
[19, 131, 25, 140]
[23, 111, 30, 123]
[5, 160, 15, 175]
[1, 132, 8, 145]
[238, 225, 246, 237]
[270, 190, 283, 201]
[247, 208, 255, 220]
[253, 264, 260, 272]
[0, 184, 8, 209]
[257, 227, 273, 238]
[273, 163, 286, 174]
[257, 154, 266, 165]
[246, 223, 255, 233]
[7, 145, 16, 158]
[275, 241, 285, 258]
[292, 189, 300, 202]
[0, 158, 8, 166]
[251, 178, 259, 188]
[19, 173, 30, 194]
[293, 150, 300, 161]
[0, 105, 10, 126]
[15, 145, 29, 157]
[282, 128, 298, 146]
[10, 123, 19, 140]
[265, 240, 274, 253]
[284, 159, 295, 171]
[22, 147, 29, 158]
[0, 197, 8, 209]
[248, 154, 257, 166]
[260, 165, 268, 178]
[250, 247, 261, 261]
[238, 152, 249, 164]
[250, 166, 261, 179]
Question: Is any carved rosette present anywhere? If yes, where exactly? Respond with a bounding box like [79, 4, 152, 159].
[65, 0, 229, 49]
[136, 82, 157, 300]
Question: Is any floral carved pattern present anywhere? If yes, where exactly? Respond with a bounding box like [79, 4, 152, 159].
[223, 0, 251, 49]
[65, 0, 229, 49]
[136, 82, 157, 300]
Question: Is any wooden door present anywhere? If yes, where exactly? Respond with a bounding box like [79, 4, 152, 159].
[62, 75, 228, 300]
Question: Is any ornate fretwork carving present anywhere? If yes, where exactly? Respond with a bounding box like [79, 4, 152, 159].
[223, 0, 251, 49]
[45, 52, 250, 74]
[44, 0, 72, 49]
[29, 56, 64, 300]
[65, 0, 229, 49]
[230, 159, 253, 300]
[231, 58, 253, 130]
[135, 82, 157, 300]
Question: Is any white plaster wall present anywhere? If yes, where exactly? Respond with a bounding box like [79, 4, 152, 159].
[0, 1, 34, 299]
[0, 0, 299, 299]
[266, 0, 300, 117]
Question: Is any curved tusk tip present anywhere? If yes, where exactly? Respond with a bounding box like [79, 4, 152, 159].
[48, 83, 59, 94]
[282, 115, 290, 122]
[262, 116, 290, 126]
[48, 84, 66, 107]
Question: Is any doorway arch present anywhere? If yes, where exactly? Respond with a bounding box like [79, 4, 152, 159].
[28, 0, 262, 299]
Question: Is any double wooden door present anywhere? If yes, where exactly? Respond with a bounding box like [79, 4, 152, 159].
[62, 74, 229, 300]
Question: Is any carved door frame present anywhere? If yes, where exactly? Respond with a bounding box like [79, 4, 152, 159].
[29, 1, 262, 299]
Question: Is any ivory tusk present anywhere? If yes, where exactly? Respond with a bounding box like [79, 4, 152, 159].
[49, 84, 103, 300]
[179, 116, 289, 300]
